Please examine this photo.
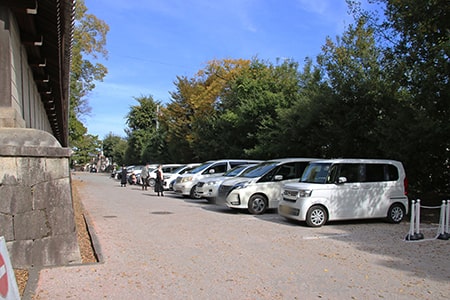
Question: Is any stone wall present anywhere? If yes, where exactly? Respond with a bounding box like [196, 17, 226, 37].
[0, 128, 81, 268]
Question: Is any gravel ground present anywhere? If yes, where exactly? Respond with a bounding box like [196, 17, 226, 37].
[30, 173, 450, 299]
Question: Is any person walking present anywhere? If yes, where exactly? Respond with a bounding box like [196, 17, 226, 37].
[154, 165, 164, 196]
[141, 163, 150, 190]
[120, 165, 127, 187]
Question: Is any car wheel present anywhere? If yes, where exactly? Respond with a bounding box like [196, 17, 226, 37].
[148, 178, 156, 187]
[387, 203, 405, 223]
[190, 185, 202, 199]
[306, 205, 327, 227]
[248, 194, 267, 215]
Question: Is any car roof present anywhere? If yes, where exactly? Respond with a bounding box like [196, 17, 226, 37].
[307, 158, 402, 165]
[264, 158, 319, 164]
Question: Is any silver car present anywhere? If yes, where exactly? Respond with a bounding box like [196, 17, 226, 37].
[196, 164, 258, 203]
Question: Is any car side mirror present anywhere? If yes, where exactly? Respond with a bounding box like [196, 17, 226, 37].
[274, 175, 283, 181]
[209, 169, 215, 174]
[338, 176, 347, 184]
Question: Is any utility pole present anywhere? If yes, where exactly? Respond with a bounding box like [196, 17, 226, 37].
[156, 105, 160, 130]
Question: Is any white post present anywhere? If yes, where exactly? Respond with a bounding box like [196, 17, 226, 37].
[406, 200, 416, 240]
[437, 200, 448, 240]
[415, 199, 421, 235]
[413, 199, 424, 240]
[446, 200, 450, 235]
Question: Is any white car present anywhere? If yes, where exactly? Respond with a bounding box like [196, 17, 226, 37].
[146, 164, 184, 187]
[196, 164, 258, 203]
[278, 159, 409, 227]
[162, 163, 201, 190]
[216, 158, 317, 214]
[135, 164, 158, 185]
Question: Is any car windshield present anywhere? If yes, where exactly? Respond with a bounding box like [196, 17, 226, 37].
[223, 165, 250, 177]
[300, 163, 332, 183]
[171, 165, 187, 174]
[190, 162, 213, 174]
[240, 161, 279, 178]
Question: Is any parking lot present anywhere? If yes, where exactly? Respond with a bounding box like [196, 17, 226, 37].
[33, 172, 449, 299]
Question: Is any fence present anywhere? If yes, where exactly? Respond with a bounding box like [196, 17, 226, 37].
[405, 199, 449, 241]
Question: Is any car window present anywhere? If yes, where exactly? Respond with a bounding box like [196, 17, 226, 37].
[172, 165, 186, 174]
[229, 161, 246, 168]
[206, 162, 227, 174]
[385, 164, 399, 181]
[271, 162, 300, 181]
[363, 164, 399, 182]
[191, 163, 213, 174]
[223, 165, 248, 177]
[241, 162, 278, 178]
[338, 164, 363, 183]
[276, 165, 293, 179]
[301, 163, 332, 183]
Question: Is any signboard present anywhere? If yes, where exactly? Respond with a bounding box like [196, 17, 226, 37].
[0, 237, 20, 300]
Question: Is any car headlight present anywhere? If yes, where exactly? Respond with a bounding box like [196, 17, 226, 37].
[298, 189, 312, 198]
[206, 181, 216, 186]
[181, 176, 193, 183]
[233, 181, 250, 190]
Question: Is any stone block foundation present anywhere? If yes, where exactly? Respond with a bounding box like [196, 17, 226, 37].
[0, 128, 81, 268]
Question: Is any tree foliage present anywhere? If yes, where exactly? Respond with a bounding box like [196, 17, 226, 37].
[349, 0, 450, 194]
[164, 59, 251, 161]
[112, 1, 449, 197]
[124, 96, 168, 164]
[103, 133, 127, 166]
[69, 0, 109, 165]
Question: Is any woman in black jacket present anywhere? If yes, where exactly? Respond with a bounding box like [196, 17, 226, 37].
[154, 165, 164, 196]
[120, 165, 128, 187]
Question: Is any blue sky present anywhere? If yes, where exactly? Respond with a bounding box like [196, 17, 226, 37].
[83, 0, 358, 139]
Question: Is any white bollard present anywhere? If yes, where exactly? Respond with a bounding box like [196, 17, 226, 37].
[445, 200, 450, 238]
[437, 200, 449, 240]
[405, 200, 416, 240]
[415, 199, 424, 239]
[405, 199, 424, 241]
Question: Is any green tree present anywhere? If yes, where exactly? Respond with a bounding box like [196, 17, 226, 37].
[264, 58, 332, 158]
[315, 17, 398, 158]
[69, 0, 109, 165]
[349, 0, 450, 196]
[70, 134, 102, 168]
[103, 133, 127, 166]
[124, 95, 161, 164]
[215, 58, 301, 159]
[379, 0, 450, 195]
[165, 59, 251, 161]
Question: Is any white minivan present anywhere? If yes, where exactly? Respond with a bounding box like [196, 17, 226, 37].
[278, 159, 409, 227]
[217, 158, 317, 214]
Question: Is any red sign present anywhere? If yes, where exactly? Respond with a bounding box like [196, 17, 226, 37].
[0, 253, 8, 298]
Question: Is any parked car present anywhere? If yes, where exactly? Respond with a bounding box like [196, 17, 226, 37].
[146, 164, 184, 187]
[127, 165, 147, 184]
[196, 164, 258, 203]
[135, 164, 158, 185]
[163, 163, 201, 191]
[173, 159, 262, 199]
[278, 159, 409, 227]
[216, 158, 317, 215]
[116, 165, 138, 180]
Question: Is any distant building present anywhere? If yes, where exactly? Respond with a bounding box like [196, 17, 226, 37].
[0, 1, 81, 267]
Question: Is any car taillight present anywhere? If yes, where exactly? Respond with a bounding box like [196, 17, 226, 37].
[404, 177, 408, 195]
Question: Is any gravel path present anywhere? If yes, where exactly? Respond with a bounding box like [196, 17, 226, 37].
[32, 173, 450, 299]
